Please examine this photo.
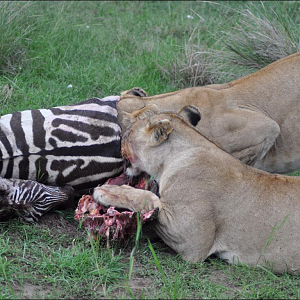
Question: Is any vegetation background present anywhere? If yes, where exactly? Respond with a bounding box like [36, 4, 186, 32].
[1, 1, 300, 298]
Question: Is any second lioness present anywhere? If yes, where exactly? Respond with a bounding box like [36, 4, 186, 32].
[117, 52, 300, 174]
[94, 106, 300, 275]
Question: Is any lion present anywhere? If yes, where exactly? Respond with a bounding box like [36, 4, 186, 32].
[94, 106, 300, 275]
[117, 52, 300, 174]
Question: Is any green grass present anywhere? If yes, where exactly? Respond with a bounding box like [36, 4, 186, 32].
[2, 212, 300, 299]
[1, 1, 300, 299]
[219, 1, 300, 71]
[3, 214, 300, 299]
[0, 215, 126, 299]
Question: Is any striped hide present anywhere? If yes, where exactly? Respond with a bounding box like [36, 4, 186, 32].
[0, 177, 74, 222]
[0, 95, 123, 192]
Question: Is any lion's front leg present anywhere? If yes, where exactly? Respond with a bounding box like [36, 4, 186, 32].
[93, 184, 161, 212]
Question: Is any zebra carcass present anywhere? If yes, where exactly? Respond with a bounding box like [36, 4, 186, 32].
[0, 96, 123, 192]
[0, 95, 125, 221]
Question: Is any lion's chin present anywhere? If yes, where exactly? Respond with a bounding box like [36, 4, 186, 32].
[125, 166, 142, 177]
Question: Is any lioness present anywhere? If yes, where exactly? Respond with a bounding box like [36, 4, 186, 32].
[94, 106, 300, 275]
[117, 52, 300, 174]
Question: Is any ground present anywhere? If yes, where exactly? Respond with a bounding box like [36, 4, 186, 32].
[2, 210, 300, 299]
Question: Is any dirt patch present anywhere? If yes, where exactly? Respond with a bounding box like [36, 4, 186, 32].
[207, 268, 239, 297]
[107, 258, 156, 299]
[15, 283, 53, 299]
[128, 276, 154, 297]
[37, 210, 83, 241]
[38, 211, 77, 228]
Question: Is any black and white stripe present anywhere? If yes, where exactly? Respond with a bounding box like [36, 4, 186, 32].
[0, 96, 123, 192]
[0, 177, 74, 222]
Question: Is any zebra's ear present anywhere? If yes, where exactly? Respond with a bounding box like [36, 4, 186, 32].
[121, 87, 148, 97]
[123, 104, 159, 125]
[177, 105, 201, 127]
[146, 118, 173, 147]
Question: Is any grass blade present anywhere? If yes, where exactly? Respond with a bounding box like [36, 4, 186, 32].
[148, 239, 166, 284]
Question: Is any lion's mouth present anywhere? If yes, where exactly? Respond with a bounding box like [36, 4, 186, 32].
[123, 158, 132, 172]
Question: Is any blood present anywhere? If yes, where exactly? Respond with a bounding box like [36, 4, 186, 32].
[74, 172, 159, 244]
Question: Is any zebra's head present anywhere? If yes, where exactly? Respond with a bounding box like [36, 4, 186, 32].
[0, 178, 74, 222]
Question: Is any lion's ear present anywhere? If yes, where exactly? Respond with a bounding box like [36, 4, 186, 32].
[132, 104, 159, 121]
[121, 87, 148, 97]
[123, 104, 159, 125]
[177, 105, 201, 127]
[147, 119, 173, 147]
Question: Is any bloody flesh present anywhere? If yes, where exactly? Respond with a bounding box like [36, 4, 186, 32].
[74, 172, 159, 242]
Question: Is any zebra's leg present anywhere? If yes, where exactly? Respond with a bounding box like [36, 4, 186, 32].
[93, 184, 161, 212]
[0, 178, 74, 222]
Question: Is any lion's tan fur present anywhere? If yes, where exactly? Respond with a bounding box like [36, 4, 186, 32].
[94, 111, 300, 275]
[117, 52, 300, 174]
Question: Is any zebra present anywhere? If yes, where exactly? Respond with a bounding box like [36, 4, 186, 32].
[0, 89, 149, 222]
[0, 95, 124, 194]
[0, 177, 74, 222]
